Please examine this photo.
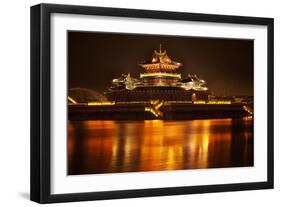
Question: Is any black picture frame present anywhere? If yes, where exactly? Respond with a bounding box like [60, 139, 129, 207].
[30, 3, 274, 204]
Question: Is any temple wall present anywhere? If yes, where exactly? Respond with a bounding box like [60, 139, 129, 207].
[106, 88, 210, 102]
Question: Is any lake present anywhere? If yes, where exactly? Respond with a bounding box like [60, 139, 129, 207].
[68, 117, 253, 175]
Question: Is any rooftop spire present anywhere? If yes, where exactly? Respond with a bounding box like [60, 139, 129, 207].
[155, 44, 166, 56]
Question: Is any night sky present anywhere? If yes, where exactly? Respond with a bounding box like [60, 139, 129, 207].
[68, 31, 253, 96]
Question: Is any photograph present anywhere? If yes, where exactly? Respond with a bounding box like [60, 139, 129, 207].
[67, 31, 254, 175]
[30, 3, 274, 203]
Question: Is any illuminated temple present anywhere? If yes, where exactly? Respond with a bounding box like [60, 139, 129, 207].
[105, 45, 211, 102]
[68, 45, 253, 120]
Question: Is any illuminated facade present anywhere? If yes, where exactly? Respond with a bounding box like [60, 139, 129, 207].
[105, 45, 211, 102]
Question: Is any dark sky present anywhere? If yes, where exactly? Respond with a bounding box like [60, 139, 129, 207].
[68, 31, 253, 96]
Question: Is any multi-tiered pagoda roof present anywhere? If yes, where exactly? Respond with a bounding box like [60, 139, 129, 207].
[139, 44, 182, 72]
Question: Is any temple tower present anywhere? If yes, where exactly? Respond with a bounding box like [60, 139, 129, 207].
[139, 44, 182, 86]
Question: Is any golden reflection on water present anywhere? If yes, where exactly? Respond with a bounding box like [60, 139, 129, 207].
[68, 118, 253, 175]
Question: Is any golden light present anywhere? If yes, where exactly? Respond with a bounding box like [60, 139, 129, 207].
[140, 72, 181, 79]
[67, 96, 78, 104]
[87, 101, 115, 106]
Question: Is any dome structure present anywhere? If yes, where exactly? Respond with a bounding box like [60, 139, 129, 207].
[68, 88, 108, 103]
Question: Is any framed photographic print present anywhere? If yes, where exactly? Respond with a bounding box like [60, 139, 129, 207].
[30, 3, 274, 203]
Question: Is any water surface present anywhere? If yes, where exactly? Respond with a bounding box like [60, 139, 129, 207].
[68, 118, 253, 175]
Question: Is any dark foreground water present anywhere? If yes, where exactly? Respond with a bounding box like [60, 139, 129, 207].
[68, 117, 253, 175]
